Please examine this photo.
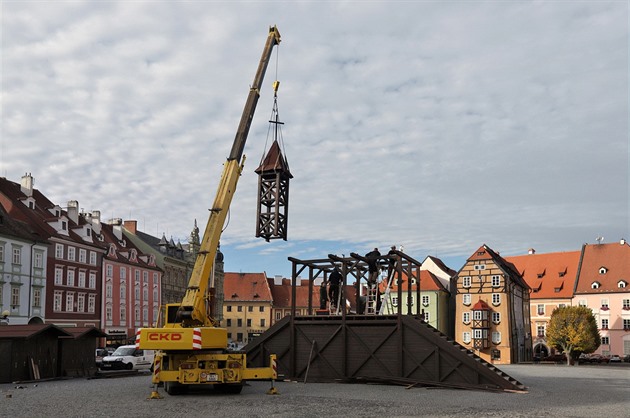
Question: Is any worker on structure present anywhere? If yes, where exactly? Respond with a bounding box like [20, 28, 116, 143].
[387, 245, 397, 276]
[365, 248, 381, 285]
[319, 280, 328, 310]
[328, 267, 342, 309]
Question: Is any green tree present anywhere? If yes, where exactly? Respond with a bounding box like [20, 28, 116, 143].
[546, 306, 600, 365]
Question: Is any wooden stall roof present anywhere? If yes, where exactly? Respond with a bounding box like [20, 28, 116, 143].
[60, 327, 108, 339]
[0, 324, 73, 339]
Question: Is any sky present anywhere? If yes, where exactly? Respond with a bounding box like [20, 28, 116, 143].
[1, 1, 628, 279]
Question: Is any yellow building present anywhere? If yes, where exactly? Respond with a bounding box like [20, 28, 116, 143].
[222, 272, 273, 346]
[454, 245, 532, 364]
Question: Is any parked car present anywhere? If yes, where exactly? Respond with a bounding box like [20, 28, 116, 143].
[544, 353, 567, 363]
[608, 355, 621, 363]
[99, 345, 154, 371]
[95, 348, 109, 367]
[624, 354, 630, 363]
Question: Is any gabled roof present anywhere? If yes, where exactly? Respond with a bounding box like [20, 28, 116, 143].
[0, 324, 73, 339]
[99, 223, 160, 270]
[424, 255, 457, 276]
[268, 278, 321, 309]
[472, 299, 491, 310]
[255, 140, 293, 177]
[0, 203, 47, 243]
[378, 270, 449, 293]
[224, 272, 273, 302]
[575, 241, 630, 294]
[505, 250, 580, 299]
[467, 244, 529, 290]
[60, 326, 108, 339]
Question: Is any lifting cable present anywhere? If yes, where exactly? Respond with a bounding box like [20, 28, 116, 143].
[259, 43, 290, 171]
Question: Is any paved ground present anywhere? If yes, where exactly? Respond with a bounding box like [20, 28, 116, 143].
[0, 364, 628, 417]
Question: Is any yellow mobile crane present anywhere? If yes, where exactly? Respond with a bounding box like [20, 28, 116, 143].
[137, 26, 281, 396]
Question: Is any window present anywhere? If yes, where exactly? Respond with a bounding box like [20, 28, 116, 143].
[237, 305, 243, 312]
[143, 288, 148, 300]
[227, 319, 232, 327]
[143, 271, 148, 284]
[106, 305, 112, 321]
[619, 280, 628, 288]
[491, 275, 501, 287]
[89, 251, 97, 265]
[88, 294, 95, 313]
[537, 304, 545, 316]
[66, 292, 74, 312]
[463, 332, 471, 344]
[275, 311, 281, 321]
[106, 283, 112, 298]
[248, 306, 253, 312]
[623, 319, 630, 330]
[0, 244, 3, 262]
[237, 319, 242, 327]
[537, 325, 545, 338]
[492, 293, 501, 306]
[120, 305, 126, 322]
[12, 247, 21, 265]
[135, 307, 140, 321]
[474, 264, 486, 271]
[579, 300, 587, 307]
[473, 329, 483, 339]
[55, 244, 64, 259]
[601, 336, 609, 345]
[55, 267, 64, 285]
[462, 276, 472, 288]
[601, 319, 609, 330]
[79, 249, 86, 263]
[473, 310, 483, 320]
[492, 312, 501, 324]
[106, 265, 113, 278]
[492, 332, 501, 344]
[87, 272, 96, 289]
[67, 247, 75, 261]
[463, 294, 471, 306]
[237, 333, 243, 342]
[259, 306, 264, 312]
[67, 270, 75, 287]
[599, 267, 607, 274]
[463, 312, 471, 324]
[601, 299, 609, 310]
[261, 318, 266, 327]
[33, 289, 41, 307]
[77, 294, 85, 312]
[54, 291, 63, 311]
[246, 319, 252, 327]
[623, 299, 630, 309]
[423, 311, 430, 322]
[392, 297, 398, 306]
[34, 252, 43, 268]
[11, 287, 20, 307]
[227, 305, 232, 312]
[422, 295, 429, 306]
[591, 282, 600, 289]
[78, 271, 86, 288]
[153, 289, 158, 301]
[135, 287, 140, 299]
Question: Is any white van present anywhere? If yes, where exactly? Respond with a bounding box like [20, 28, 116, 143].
[99, 345, 154, 371]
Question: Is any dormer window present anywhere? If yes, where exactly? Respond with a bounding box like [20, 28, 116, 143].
[591, 281, 601, 289]
[599, 267, 608, 274]
[537, 269, 546, 278]
[61, 221, 67, 230]
[618, 280, 627, 288]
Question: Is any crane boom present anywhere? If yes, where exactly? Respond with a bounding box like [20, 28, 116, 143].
[137, 27, 281, 396]
[176, 25, 281, 326]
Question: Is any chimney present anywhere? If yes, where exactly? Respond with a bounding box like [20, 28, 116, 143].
[528, 248, 536, 255]
[67, 200, 79, 224]
[20, 173, 34, 197]
[109, 218, 123, 240]
[88, 210, 102, 234]
[124, 220, 137, 234]
[621, 238, 626, 246]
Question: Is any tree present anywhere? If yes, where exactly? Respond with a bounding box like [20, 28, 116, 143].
[546, 306, 600, 365]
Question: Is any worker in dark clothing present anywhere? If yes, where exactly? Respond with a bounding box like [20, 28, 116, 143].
[328, 267, 342, 308]
[365, 248, 381, 285]
[319, 280, 328, 310]
[387, 245, 397, 276]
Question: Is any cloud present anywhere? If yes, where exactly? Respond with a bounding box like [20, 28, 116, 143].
[1, 1, 627, 277]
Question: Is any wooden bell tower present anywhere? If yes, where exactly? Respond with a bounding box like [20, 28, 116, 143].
[255, 82, 292, 241]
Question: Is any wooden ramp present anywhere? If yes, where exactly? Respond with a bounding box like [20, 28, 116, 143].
[246, 314, 526, 392]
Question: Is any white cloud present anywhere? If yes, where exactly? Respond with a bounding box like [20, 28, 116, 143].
[1, 1, 627, 277]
